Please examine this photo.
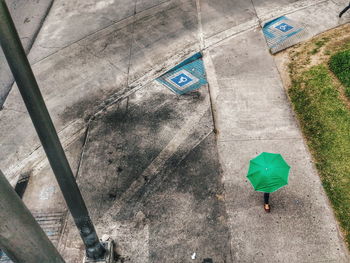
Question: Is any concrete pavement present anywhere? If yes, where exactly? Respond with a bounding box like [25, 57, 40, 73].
[0, 0, 54, 106]
[209, 27, 348, 263]
[1, 0, 350, 262]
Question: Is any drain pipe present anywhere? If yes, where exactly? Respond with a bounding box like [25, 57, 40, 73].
[0, 0, 107, 260]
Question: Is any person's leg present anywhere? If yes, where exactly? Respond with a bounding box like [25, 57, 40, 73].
[264, 193, 270, 212]
[264, 193, 270, 204]
[339, 2, 350, 17]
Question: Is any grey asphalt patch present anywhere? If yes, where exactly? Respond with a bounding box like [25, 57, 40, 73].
[0, 0, 54, 107]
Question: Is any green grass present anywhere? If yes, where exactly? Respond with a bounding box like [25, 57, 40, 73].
[309, 38, 329, 54]
[289, 65, 350, 246]
[329, 50, 350, 98]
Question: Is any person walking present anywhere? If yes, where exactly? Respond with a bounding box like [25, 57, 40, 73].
[264, 193, 270, 213]
[246, 152, 290, 213]
[339, 2, 350, 17]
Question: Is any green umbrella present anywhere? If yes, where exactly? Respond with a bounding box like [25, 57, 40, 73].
[247, 152, 290, 193]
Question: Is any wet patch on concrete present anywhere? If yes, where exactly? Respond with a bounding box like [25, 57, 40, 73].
[57, 78, 232, 261]
[143, 134, 231, 262]
[77, 83, 209, 218]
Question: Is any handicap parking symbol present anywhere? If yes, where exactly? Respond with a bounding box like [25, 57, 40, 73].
[275, 23, 293, 32]
[170, 73, 193, 87]
[167, 69, 199, 90]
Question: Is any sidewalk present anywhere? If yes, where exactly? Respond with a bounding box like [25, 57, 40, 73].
[1, 0, 349, 262]
[0, 0, 53, 106]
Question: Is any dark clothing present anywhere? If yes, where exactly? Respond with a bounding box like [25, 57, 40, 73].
[339, 3, 350, 17]
[264, 193, 270, 204]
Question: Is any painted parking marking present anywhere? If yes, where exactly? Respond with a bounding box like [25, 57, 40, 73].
[262, 16, 308, 54]
[157, 53, 207, 95]
[166, 70, 199, 90]
[275, 23, 293, 32]
[171, 73, 192, 87]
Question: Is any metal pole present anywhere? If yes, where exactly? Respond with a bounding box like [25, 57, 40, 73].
[0, 169, 65, 263]
[0, 0, 106, 260]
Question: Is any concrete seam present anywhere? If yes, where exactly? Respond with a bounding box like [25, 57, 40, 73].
[195, 0, 204, 50]
[258, 0, 329, 22]
[202, 51, 220, 134]
[126, 0, 138, 87]
[218, 137, 304, 143]
[76, 42, 127, 74]
[1, 107, 26, 114]
[29, 0, 177, 66]
[202, 0, 329, 51]
[100, 98, 211, 222]
[103, 128, 214, 224]
[56, 122, 92, 252]
[203, 22, 259, 51]
[26, 0, 55, 53]
[75, 123, 91, 180]
[250, 0, 261, 25]
[0, 0, 55, 108]
[202, 51, 236, 263]
[56, 210, 69, 254]
[177, 129, 213, 165]
[4, 0, 340, 187]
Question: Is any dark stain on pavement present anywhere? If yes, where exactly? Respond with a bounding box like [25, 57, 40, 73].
[75, 86, 232, 262]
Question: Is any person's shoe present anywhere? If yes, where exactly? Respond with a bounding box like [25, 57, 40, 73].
[264, 204, 271, 213]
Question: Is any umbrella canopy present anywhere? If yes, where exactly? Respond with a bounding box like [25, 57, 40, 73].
[247, 152, 290, 193]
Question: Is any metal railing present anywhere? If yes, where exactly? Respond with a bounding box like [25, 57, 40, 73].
[0, 0, 107, 261]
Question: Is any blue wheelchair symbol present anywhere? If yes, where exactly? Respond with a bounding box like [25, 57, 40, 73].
[275, 23, 293, 32]
[170, 73, 193, 88]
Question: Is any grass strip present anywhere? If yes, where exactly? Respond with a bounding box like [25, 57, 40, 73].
[329, 50, 350, 98]
[289, 64, 350, 245]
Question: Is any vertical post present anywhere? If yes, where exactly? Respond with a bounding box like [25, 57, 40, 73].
[0, 0, 106, 260]
[0, 169, 65, 263]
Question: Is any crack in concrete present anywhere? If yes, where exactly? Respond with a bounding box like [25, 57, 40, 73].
[219, 137, 304, 143]
[195, 0, 204, 50]
[126, 1, 138, 87]
[29, 0, 176, 67]
[258, 0, 329, 23]
[75, 123, 91, 180]
[77, 43, 127, 74]
[37, 44, 63, 50]
[1, 107, 27, 114]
